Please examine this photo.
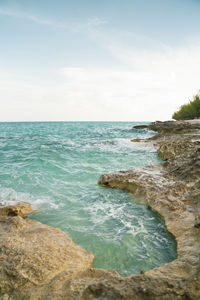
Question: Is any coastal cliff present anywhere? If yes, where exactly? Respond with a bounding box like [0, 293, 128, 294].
[0, 120, 200, 299]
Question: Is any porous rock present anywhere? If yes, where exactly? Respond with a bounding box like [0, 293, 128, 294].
[0, 202, 34, 217]
[97, 120, 200, 299]
[0, 215, 94, 299]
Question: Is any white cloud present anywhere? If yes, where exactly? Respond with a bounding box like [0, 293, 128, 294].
[87, 17, 109, 27]
[59, 42, 200, 121]
[0, 7, 108, 32]
[0, 10, 200, 121]
[1, 41, 200, 122]
[0, 8, 55, 26]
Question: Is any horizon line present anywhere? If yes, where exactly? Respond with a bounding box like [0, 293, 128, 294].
[0, 120, 155, 123]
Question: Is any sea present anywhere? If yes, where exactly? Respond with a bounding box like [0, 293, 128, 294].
[0, 122, 177, 276]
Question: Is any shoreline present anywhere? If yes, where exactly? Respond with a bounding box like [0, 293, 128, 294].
[0, 120, 200, 299]
[100, 121, 200, 278]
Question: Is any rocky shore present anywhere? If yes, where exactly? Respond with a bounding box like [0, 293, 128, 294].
[0, 120, 200, 299]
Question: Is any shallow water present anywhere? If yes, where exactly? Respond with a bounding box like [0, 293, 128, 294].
[0, 122, 177, 276]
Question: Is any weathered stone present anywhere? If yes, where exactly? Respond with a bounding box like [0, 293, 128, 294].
[148, 120, 200, 134]
[132, 125, 148, 130]
[0, 215, 94, 299]
[97, 120, 200, 299]
[131, 138, 143, 142]
[0, 202, 34, 217]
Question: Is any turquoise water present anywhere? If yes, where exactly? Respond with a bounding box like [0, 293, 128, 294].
[0, 122, 177, 276]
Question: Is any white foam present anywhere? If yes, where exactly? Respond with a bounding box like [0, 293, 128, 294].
[99, 138, 156, 153]
[0, 187, 64, 210]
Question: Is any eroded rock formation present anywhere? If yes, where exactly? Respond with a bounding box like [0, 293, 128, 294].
[97, 120, 200, 299]
[0, 202, 34, 217]
[0, 207, 94, 299]
[0, 120, 200, 299]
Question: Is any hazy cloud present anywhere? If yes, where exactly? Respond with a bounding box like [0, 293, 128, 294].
[0, 6, 200, 121]
[59, 41, 200, 121]
[0, 7, 108, 32]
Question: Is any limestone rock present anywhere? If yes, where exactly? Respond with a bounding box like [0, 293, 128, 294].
[0, 202, 34, 217]
[148, 120, 200, 134]
[131, 138, 143, 142]
[132, 125, 148, 130]
[0, 215, 94, 299]
[97, 120, 200, 299]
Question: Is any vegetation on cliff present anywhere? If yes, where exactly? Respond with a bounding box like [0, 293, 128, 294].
[172, 92, 200, 120]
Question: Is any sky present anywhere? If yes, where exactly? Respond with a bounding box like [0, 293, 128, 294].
[0, 0, 200, 121]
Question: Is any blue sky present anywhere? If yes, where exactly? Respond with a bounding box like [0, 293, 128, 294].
[1, 0, 200, 121]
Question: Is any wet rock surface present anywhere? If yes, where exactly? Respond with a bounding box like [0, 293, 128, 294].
[1, 120, 200, 299]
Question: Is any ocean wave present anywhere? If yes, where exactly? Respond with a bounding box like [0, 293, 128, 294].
[0, 187, 64, 210]
[99, 138, 156, 153]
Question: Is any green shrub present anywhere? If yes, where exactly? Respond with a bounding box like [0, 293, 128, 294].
[172, 92, 200, 120]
